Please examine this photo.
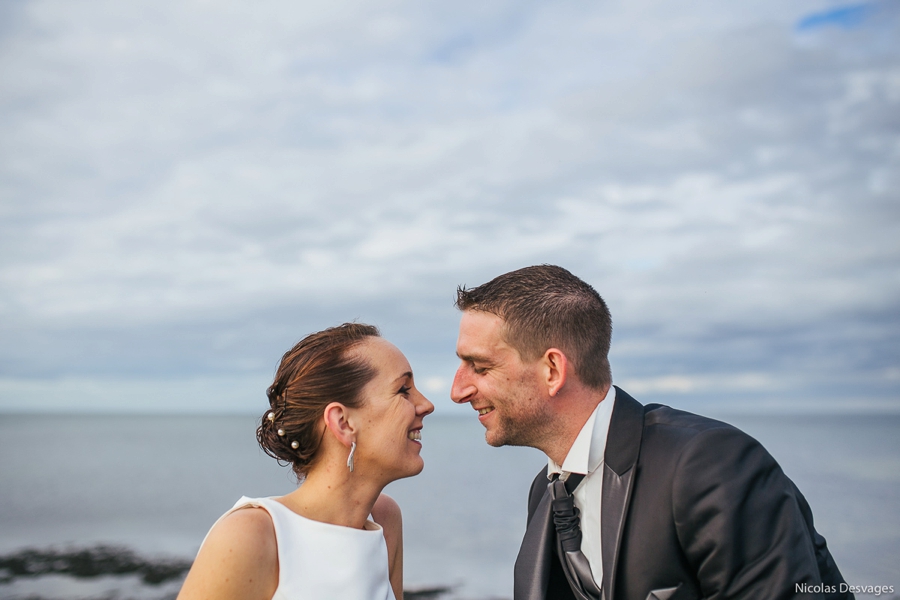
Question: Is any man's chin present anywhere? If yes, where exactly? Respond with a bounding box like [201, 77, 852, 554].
[484, 428, 507, 448]
[485, 422, 539, 449]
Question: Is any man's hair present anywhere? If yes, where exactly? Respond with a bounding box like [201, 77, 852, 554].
[455, 265, 612, 389]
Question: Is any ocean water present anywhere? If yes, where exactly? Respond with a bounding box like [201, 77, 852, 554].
[0, 412, 898, 599]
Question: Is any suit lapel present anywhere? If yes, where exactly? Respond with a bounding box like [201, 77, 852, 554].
[601, 387, 644, 600]
[515, 388, 645, 600]
[514, 485, 555, 600]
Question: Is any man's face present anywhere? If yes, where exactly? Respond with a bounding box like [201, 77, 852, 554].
[450, 311, 550, 448]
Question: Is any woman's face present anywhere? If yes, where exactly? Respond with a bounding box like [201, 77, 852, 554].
[351, 337, 434, 482]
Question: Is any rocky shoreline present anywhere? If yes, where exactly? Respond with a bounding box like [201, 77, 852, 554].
[0, 545, 461, 600]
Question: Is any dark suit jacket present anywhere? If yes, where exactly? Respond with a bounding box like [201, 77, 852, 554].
[515, 387, 851, 600]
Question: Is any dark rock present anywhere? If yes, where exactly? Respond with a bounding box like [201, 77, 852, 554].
[0, 545, 191, 585]
[404, 585, 454, 599]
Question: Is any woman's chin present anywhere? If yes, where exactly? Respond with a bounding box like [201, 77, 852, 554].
[392, 457, 425, 481]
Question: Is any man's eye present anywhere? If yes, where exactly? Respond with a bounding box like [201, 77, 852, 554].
[473, 366, 486, 375]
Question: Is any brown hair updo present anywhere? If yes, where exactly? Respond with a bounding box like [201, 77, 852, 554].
[256, 322, 380, 478]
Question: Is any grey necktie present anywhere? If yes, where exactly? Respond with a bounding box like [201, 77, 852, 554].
[550, 473, 602, 600]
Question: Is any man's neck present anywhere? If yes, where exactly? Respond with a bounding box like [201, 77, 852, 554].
[542, 385, 609, 466]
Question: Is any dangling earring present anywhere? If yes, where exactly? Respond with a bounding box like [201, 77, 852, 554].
[347, 441, 357, 473]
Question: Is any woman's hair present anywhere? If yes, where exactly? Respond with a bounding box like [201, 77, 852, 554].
[256, 322, 381, 478]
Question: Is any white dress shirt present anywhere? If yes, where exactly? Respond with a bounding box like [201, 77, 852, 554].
[547, 385, 616, 587]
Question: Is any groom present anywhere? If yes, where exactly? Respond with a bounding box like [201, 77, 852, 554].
[450, 265, 851, 600]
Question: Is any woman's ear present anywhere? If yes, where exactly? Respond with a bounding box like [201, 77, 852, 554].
[323, 402, 356, 446]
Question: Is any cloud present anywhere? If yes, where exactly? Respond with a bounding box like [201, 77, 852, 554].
[1, 0, 898, 412]
[620, 373, 777, 395]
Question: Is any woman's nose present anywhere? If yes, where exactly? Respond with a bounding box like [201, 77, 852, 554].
[417, 392, 435, 416]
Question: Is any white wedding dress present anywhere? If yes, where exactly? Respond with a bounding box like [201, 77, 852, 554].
[203, 496, 395, 600]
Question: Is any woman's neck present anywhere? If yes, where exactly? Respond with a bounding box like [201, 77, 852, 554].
[276, 462, 384, 530]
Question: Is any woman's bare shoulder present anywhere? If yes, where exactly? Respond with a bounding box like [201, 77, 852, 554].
[176, 507, 278, 600]
[372, 493, 403, 600]
[371, 493, 402, 556]
[217, 506, 277, 545]
[371, 493, 402, 526]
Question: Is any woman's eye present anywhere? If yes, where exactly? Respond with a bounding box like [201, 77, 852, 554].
[398, 385, 411, 396]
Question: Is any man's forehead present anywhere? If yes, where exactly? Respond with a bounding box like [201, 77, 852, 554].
[457, 311, 516, 356]
[458, 311, 503, 343]
[459, 309, 505, 332]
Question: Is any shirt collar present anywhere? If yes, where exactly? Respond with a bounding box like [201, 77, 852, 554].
[548, 385, 616, 478]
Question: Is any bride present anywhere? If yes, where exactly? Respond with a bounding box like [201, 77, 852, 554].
[177, 323, 434, 600]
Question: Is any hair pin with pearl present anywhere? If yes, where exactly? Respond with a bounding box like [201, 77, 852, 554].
[268, 410, 300, 451]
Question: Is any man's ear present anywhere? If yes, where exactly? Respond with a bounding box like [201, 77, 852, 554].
[323, 402, 357, 446]
[543, 348, 568, 397]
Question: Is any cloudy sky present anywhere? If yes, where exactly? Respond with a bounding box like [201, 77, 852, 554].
[1, 0, 898, 414]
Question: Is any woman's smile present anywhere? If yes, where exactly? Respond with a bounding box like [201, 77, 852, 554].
[351, 337, 434, 480]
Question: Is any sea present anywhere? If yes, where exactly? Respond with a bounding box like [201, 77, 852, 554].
[1, 412, 898, 600]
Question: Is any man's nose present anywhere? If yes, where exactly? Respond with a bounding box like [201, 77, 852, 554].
[450, 365, 475, 404]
